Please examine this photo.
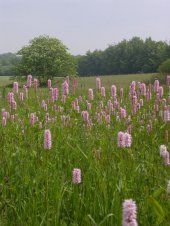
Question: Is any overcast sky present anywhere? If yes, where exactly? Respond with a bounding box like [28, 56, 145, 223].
[0, 0, 170, 55]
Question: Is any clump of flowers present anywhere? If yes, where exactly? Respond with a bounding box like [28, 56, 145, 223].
[118, 132, 132, 148]
[123, 199, 138, 226]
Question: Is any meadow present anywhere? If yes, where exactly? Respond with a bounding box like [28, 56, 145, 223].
[0, 73, 155, 88]
[0, 74, 170, 226]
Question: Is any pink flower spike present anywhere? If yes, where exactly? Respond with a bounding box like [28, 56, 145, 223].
[13, 82, 19, 93]
[27, 75, 32, 87]
[62, 80, 69, 95]
[117, 132, 125, 148]
[88, 88, 94, 100]
[34, 79, 38, 92]
[1, 108, 5, 116]
[72, 168, 81, 184]
[154, 80, 159, 92]
[111, 85, 117, 97]
[44, 129, 52, 150]
[82, 111, 89, 122]
[166, 75, 170, 85]
[2, 117, 6, 126]
[30, 113, 36, 126]
[123, 199, 138, 226]
[124, 133, 132, 147]
[160, 145, 170, 166]
[96, 78, 101, 90]
[48, 79, 51, 88]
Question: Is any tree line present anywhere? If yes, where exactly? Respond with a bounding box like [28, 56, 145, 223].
[0, 53, 20, 76]
[0, 36, 170, 78]
[75, 37, 170, 76]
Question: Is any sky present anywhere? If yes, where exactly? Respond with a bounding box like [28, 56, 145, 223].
[0, 0, 170, 55]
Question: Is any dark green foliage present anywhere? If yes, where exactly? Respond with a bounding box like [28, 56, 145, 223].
[76, 37, 170, 76]
[153, 59, 170, 84]
[0, 53, 20, 76]
[158, 59, 170, 74]
[15, 35, 77, 85]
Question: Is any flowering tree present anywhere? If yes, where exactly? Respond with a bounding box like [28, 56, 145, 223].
[15, 35, 76, 85]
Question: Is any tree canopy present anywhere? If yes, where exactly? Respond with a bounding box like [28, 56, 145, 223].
[76, 37, 170, 76]
[16, 35, 76, 84]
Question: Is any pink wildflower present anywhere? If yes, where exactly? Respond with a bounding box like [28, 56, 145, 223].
[88, 88, 94, 100]
[44, 103, 47, 111]
[34, 79, 38, 92]
[12, 101, 17, 110]
[117, 132, 125, 148]
[123, 199, 138, 226]
[139, 99, 143, 107]
[160, 145, 170, 165]
[101, 87, 106, 97]
[1, 108, 5, 116]
[48, 79, 51, 88]
[130, 81, 136, 97]
[87, 102, 92, 111]
[62, 81, 69, 95]
[8, 92, 14, 105]
[82, 111, 89, 122]
[27, 75, 32, 87]
[2, 117, 6, 126]
[30, 113, 36, 126]
[23, 85, 28, 98]
[164, 110, 170, 122]
[76, 105, 80, 113]
[120, 108, 127, 119]
[19, 92, 24, 101]
[62, 95, 66, 104]
[13, 82, 19, 93]
[159, 86, 163, 98]
[154, 80, 159, 92]
[166, 75, 170, 86]
[72, 168, 81, 184]
[53, 88, 59, 101]
[111, 85, 117, 97]
[96, 78, 101, 90]
[141, 83, 146, 96]
[118, 132, 132, 148]
[44, 129, 52, 150]
[105, 114, 110, 124]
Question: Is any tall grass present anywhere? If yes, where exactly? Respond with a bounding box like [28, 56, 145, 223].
[0, 76, 169, 225]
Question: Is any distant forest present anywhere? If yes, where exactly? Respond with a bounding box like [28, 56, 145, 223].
[76, 37, 170, 76]
[0, 53, 20, 76]
[1, 37, 170, 76]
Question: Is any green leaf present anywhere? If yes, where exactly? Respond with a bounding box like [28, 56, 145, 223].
[148, 196, 165, 225]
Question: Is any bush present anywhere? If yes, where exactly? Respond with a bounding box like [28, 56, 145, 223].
[152, 59, 170, 84]
[158, 59, 170, 74]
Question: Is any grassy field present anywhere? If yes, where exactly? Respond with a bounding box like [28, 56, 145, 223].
[0, 73, 155, 89]
[0, 74, 169, 225]
[78, 73, 155, 90]
[0, 76, 13, 87]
